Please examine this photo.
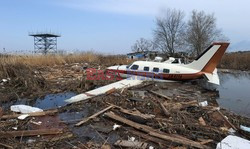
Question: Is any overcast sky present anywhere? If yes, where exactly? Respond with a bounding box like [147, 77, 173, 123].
[0, 0, 250, 54]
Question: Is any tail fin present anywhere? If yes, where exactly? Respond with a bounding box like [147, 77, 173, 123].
[187, 42, 229, 73]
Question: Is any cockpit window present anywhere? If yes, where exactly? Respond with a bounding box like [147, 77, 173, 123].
[130, 65, 139, 70]
[153, 67, 159, 72]
[126, 64, 132, 69]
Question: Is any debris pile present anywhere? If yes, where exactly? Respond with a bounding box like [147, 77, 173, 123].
[1, 81, 250, 148]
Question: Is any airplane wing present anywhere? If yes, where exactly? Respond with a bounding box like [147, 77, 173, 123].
[65, 78, 143, 103]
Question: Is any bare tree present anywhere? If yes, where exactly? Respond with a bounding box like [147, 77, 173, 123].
[131, 38, 153, 52]
[186, 10, 224, 56]
[154, 8, 185, 56]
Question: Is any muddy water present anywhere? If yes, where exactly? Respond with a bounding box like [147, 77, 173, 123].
[217, 72, 250, 118]
[2, 92, 76, 110]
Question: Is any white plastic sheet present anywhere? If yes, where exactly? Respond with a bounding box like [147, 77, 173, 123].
[216, 135, 250, 149]
[10, 105, 43, 114]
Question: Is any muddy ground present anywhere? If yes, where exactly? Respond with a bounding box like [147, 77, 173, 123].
[1, 63, 250, 148]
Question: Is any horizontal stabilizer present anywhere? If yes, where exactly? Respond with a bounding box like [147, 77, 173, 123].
[204, 69, 220, 85]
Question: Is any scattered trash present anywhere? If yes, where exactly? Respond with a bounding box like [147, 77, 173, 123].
[216, 135, 250, 149]
[113, 123, 121, 131]
[128, 136, 136, 142]
[2, 79, 8, 82]
[30, 120, 42, 126]
[240, 125, 250, 133]
[228, 128, 236, 135]
[27, 139, 36, 144]
[12, 127, 17, 130]
[10, 105, 43, 114]
[17, 114, 29, 120]
[198, 117, 206, 126]
[149, 146, 154, 149]
[198, 101, 208, 107]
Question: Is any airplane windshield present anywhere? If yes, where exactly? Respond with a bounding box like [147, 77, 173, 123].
[126, 64, 132, 69]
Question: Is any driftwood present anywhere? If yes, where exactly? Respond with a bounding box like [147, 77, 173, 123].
[114, 140, 148, 149]
[119, 108, 155, 119]
[106, 102, 155, 119]
[216, 110, 237, 130]
[0, 129, 63, 138]
[75, 105, 113, 126]
[148, 90, 171, 100]
[105, 111, 209, 149]
[159, 102, 170, 117]
[1, 109, 58, 119]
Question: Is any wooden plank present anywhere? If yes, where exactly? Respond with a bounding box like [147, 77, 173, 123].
[129, 129, 169, 148]
[105, 112, 209, 149]
[1, 109, 58, 119]
[0, 142, 13, 149]
[114, 140, 148, 149]
[75, 105, 113, 126]
[148, 90, 172, 100]
[0, 129, 63, 138]
[216, 110, 237, 130]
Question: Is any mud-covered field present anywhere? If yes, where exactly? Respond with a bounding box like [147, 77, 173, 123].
[1, 62, 250, 148]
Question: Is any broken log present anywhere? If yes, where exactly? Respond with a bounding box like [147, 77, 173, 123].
[1, 109, 58, 120]
[148, 90, 171, 100]
[105, 112, 209, 149]
[159, 102, 170, 117]
[75, 105, 113, 126]
[0, 129, 63, 138]
[114, 140, 148, 149]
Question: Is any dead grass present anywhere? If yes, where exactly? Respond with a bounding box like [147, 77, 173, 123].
[219, 51, 250, 70]
[0, 52, 131, 67]
[0, 53, 132, 79]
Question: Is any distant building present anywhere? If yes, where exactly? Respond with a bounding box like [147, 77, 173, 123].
[127, 51, 159, 59]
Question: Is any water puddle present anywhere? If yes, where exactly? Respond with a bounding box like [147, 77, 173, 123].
[217, 72, 250, 118]
[3, 92, 76, 110]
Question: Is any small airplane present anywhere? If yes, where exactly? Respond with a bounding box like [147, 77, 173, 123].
[107, 42, 229, 85]
[66, 42, 229, 103]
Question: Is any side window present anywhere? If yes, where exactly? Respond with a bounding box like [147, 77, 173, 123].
[163, 69, 170, 73]
[153, 67, 159, 72]
[144, 66, 149, 71]
[130, 65, 139, 70]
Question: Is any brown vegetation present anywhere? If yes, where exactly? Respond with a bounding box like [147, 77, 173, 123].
[219, 51, 250, 70]
[0, 53, 132, 101]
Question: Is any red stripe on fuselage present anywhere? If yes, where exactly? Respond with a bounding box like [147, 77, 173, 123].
[107, 69, 203, 81]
